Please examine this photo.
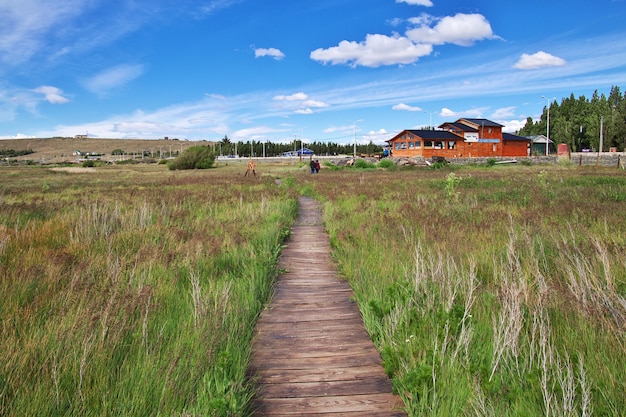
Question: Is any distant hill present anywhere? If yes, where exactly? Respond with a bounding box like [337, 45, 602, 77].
[0, 137, 213, 163]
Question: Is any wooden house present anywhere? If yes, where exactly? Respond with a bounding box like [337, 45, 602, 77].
[387, 118, 530, 159]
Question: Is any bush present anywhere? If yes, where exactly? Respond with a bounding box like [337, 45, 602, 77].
[322, 161, 341, 171]
[168, 146, 216, 170]
[429, 161, 448, 169]
[353, 159, 376, 169]
[377, 159, 396, 169]
[82, 160, 95, 167]
[486, 157, 497, 167]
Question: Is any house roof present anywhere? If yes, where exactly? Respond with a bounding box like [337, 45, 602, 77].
[459, 118, 504, 128]
[527, 135, 554, 144]
[386, 130, 462, 142]
[502, 133, 530, 142]
[440, 122, 479, 132]
[409, 130, 461, 139]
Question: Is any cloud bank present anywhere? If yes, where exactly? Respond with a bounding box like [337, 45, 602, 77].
[310, 12, 496, 67]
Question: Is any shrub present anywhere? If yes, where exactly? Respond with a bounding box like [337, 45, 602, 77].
[353, 159, 376, 169]
[486, 157, 497, 167]
[168, 146, 216, 170]
[323, 161, 341, 171]
[377, 159, 396, 169]
[430, 161, 448, 169]
[82, 160, 95, 167]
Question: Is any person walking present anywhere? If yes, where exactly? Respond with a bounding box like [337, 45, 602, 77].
[314, 160, 320, 173]
[309, 159, 316, 174]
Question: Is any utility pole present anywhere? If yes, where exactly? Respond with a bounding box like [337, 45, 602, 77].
[542, 96, 555, 156]
[599, 116, 604, 154]
[351, 119, 363, 158]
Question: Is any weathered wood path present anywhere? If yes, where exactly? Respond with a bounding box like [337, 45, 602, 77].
[249, 197, 406, 416]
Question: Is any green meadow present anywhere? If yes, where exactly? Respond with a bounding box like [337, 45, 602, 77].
[1, 160, 625, 416]
[0, 164, 298, 416]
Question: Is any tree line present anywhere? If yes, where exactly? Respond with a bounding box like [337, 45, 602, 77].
[214, 137, 383, 157]
[518, 85, 626, 152]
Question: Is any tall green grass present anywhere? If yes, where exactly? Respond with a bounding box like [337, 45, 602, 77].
[296, 165, 626, 416]
[4, 162, 625, 416]
[0, 165, 297, 416]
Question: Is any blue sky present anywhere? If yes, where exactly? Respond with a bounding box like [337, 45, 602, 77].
[2, 0, 626, 145]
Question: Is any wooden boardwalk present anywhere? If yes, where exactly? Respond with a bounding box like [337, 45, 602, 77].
[249, 197, 406, 416]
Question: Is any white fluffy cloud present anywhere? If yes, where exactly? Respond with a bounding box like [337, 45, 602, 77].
[310, 34, 433, 68]
[406, 13, 496, 46]
[392, 103, 423, 111]
[501, 119, 527, 133]
[513, 51, 566, 70]
[440, 107, 458, 118]
[33, 86, 69, 104]
[273, 92, 329, 114]
[303, 100, 329, 108]
[254, 47, 285, 60]
[396, 0, 433, 6]
[274, 92, 308, 101]
[311, 12, 495, 67]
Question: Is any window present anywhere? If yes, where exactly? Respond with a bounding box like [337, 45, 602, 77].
[448, 141, 456, 149]
[408, 141, 414, 149]
[424, 141, 433, 148]
[415, 141, 421, 148]
[435, 141, 444, 149]
[401, 142, 407, 149]
[395, 142, 401, 150]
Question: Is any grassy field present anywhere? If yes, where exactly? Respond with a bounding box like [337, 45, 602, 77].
[293, 162, 626, 416]
[0, 164, 298, 416]
[1, 160, 625, 416]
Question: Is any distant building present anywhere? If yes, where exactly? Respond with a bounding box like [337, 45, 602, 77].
[527, 135, 555, 155]
[386, 118, 530, 158]
[75, 134, 88, 139]
[283, 147, 314, 157]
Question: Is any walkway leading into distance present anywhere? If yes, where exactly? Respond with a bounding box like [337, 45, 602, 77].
[248, 197, 406, 416]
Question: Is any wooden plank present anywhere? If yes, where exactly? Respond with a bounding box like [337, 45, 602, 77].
[251, 352, 383, 371]
[251, 394, 405, 415]
[252, 338, 377, 352]
[252, 342, 380, 358]
[249, 197, 406, 416]
[256, 378, 394, 398]
[251, 364, 392, 384]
